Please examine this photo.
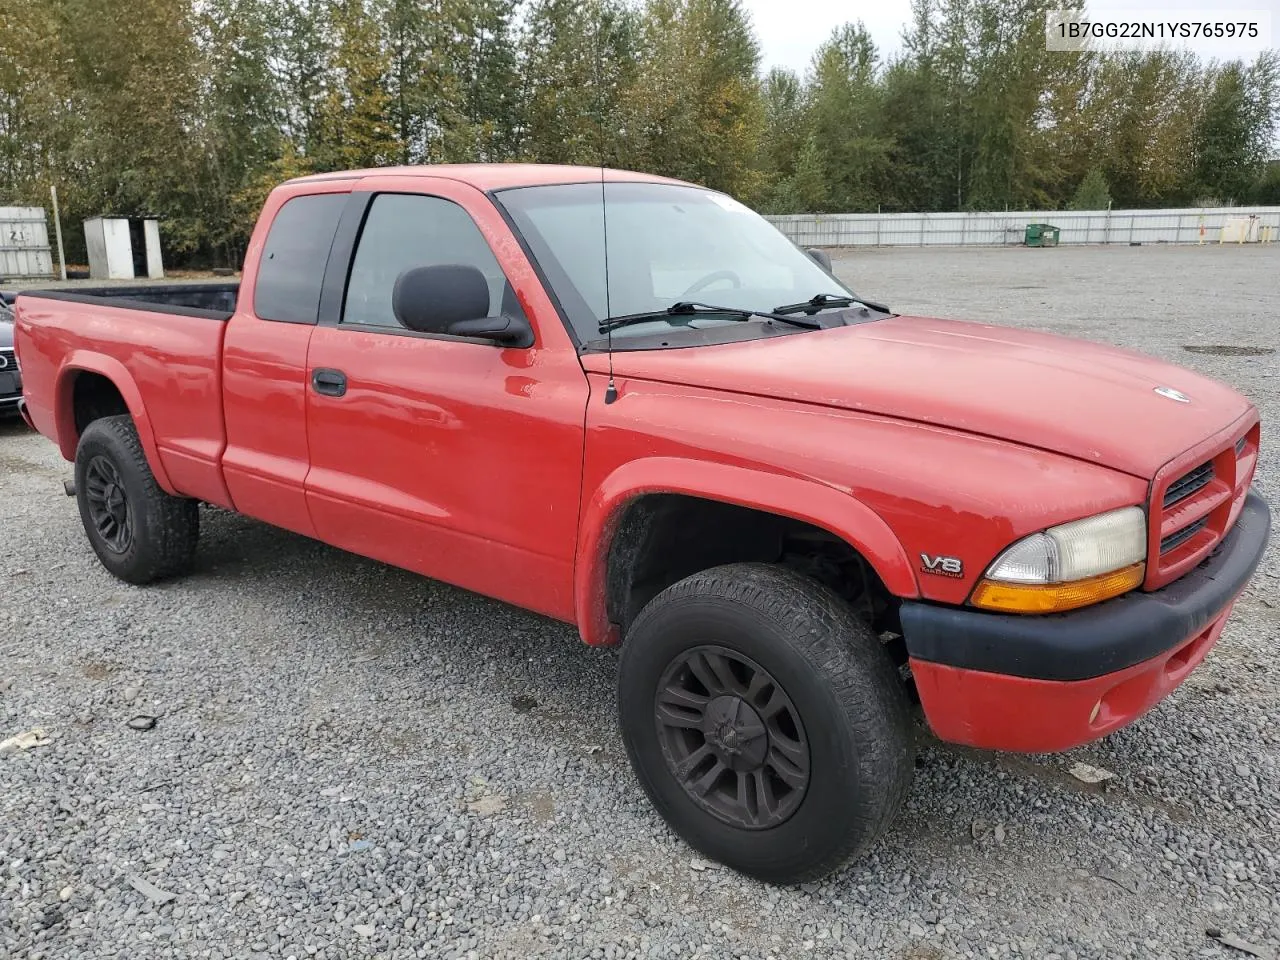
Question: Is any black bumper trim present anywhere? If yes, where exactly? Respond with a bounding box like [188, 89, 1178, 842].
[900, 490, 1271, 682]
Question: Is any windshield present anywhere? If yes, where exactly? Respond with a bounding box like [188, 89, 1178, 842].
[494, 181, 858, 345]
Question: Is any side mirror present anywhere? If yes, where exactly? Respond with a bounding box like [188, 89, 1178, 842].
[392, 264, 533, 347]
[805, 247, 832, 272]
[448, 314, 534, 348]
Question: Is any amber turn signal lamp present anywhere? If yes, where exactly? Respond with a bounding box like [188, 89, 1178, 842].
[970, 562, 1146, 614]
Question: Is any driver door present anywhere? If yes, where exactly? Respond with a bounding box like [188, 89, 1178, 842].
[303, 177, 589, 620]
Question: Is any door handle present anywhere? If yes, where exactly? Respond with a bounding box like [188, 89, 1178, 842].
[311, 368, 347, 397]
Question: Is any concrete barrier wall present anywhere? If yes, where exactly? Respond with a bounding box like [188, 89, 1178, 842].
[765, 207, 1280, 247]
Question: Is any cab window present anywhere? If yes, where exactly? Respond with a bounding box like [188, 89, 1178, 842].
[253, 193, 347, 324]
[342, 194, 519, 329]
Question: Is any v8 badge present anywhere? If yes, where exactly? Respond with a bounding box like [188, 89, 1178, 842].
[920, 553, 963, 577]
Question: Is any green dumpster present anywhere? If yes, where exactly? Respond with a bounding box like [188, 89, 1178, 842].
[1024, 223, 1060, 247]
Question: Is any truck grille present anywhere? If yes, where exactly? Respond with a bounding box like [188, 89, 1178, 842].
[0, 349, 17, 396]
[1147, 421, 1259, 589]
[1160, 516, 1208, 553]
[1162, 461, 1213, 508]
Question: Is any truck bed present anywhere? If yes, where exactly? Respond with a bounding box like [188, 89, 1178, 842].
[13, 284, 234, 509]
[13, 281, 239, 318]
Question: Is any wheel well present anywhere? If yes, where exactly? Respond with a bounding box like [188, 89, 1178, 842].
[606, 494, 900, 640]
[71, 372, 129, 437]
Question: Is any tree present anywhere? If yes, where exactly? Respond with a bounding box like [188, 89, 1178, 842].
[961, 0, 1068, 210]
[267, 0, 330, 158]
[1068, 168, 1111, 210]
[516, 0, 636, 164]
[57, 0, 205, 257]
[1032, 46, 1096, 209]
[757, 67, 809, 211]
[1251, 160, 1280, 204]
[192, 0, 287, 264]
[1084, 51, 1202, 206]
[0, 0, 74, 196]
[7, 0, 1280, 263]
[1191, 53, 1280, 204]
[804, 22, 892, 212]
[377, 0, 433, 163]
[622, 0, 765, 199]
[443, 0, 523, 161]
[313, 0, 401, 171]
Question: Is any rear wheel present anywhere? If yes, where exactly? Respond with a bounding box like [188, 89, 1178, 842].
[618, 562, 913, 884]
[74, 415, 199, 584]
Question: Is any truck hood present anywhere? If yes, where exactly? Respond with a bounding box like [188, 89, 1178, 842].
[588, 315, 1254, 478]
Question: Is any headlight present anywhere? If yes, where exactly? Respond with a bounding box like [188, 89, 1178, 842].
[970, 506, 1146, 613]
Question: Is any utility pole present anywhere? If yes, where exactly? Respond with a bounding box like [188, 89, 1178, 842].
[50, 185, 67, 281]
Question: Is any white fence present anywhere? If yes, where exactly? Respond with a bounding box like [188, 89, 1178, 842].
[766, 206, 1280, 247]
[0, 207, 54, 278]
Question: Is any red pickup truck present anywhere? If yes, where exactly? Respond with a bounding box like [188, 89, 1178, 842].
[12, 165, 1270, 883]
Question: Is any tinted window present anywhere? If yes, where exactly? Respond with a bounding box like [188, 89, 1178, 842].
[253, 193, 347, 324]
[343, 194, 514, 328]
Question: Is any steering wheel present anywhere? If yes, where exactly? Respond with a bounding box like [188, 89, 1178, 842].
[680, 270, 742, 299]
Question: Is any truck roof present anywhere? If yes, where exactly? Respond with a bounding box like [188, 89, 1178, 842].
[284, 163, 691, 191]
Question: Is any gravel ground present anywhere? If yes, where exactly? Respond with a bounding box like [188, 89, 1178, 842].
[2, 243, 1278, 960]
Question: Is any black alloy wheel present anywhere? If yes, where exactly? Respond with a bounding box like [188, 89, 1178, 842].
[82, 454, 134, 554]
[654, 645, 810, 830]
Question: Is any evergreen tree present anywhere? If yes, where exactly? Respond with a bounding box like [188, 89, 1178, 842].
[447, 0, 523, 161]
[1068, 168, 1111, 210]
[377, 0, 434, 163]
[518, 0, 636, 164]
[757, 67, 808, 211]
[194, 0, 286, 264]
[268, 0, 330, 158]
[805, 23, 891, 211]
[313, 0, 401, 170]
[880, 1, 957, 213]
[622, 0, 765, 199]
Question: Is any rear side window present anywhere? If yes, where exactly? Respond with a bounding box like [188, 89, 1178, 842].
[253, 193, 347, 324]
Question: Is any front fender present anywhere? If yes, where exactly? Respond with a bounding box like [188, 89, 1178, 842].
[574, 456, 919, 646]
[55, 351, 177, 494]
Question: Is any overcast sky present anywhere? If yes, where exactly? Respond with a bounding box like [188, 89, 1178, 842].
[743, 0, 1280, 75]
[744, 0, 912, 74]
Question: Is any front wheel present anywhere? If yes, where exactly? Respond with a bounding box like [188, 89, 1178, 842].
[617, 562, 914, 884]
[74, 415, 199, 584]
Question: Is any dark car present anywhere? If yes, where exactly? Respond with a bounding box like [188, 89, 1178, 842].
[0, 292, 20, 417]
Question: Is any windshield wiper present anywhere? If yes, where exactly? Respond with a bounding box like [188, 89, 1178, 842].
[598, 301, 820, 333]
[772, 293, 890, 315]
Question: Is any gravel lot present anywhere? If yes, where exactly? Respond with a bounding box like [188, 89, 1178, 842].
[2, 244, 1278, 960]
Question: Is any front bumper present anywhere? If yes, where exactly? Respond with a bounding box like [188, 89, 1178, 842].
[900, 490, 1271, 752]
